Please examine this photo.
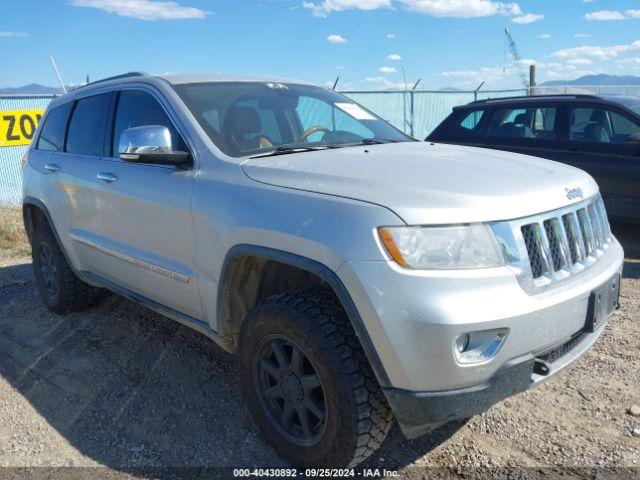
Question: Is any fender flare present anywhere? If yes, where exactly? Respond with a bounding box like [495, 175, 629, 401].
[22, 196, 60, 243]
[22, 196, 82, 275]
[217, 244, 392, 388]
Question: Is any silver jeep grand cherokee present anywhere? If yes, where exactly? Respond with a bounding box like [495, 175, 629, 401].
[22, 73, 624, 467]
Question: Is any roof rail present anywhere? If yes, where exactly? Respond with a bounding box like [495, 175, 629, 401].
[466, 93, 601, 105]
[71, 72, 148, 91]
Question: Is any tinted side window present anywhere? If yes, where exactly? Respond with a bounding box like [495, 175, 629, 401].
[458, 110, 485, 131]
[488, 106, 557, 139]
[570, 107, 640, 144]
[66, 94, 111, 156]
[112, 90, 186, 156]
[37, 102, 73, 152]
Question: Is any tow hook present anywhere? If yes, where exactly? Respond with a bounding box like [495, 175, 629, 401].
[533, 359, 551, 376]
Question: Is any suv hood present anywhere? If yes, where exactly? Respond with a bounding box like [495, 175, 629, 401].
[241, 142, 599, 225]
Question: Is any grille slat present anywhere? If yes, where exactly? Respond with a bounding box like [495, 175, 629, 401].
[520, 197, 611, 280]
[544, 218, 570, 271]
[596, 198, 611, 239]
[588, 204, 603, 249]
[577, 208, 596, 256]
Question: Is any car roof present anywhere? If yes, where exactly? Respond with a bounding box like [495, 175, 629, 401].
[47, 72, 316, 108]
[70, 72, 313, 91]
[460, 93, 640, 111]
[158, 73, 312, 86]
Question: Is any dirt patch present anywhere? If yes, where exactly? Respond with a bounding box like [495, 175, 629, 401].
[0, 225, 638, 477]
[0, 208, 29, 261]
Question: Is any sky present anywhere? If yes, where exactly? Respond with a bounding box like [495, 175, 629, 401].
[1, 0, 640, 91]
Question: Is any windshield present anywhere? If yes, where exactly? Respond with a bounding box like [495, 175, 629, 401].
[630, 103, 640, 116]
[173, 82, 413, 157]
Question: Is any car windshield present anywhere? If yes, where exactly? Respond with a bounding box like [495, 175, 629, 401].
[173, 82, 414, 157]
[630, 103, 640, 115]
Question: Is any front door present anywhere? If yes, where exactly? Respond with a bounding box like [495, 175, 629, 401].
[87, 88, 202, 319]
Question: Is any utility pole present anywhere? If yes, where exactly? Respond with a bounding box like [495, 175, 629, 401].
[529, 64, 537, 96]
[410, 79, 421, 138]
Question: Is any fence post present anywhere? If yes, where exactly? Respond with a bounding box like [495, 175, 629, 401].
[410, 90, 415, 137]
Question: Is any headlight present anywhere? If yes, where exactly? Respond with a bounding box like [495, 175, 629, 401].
[378, 224, 504, 270]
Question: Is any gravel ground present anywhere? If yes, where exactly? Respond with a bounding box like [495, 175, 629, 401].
[0, 222, 638, 478]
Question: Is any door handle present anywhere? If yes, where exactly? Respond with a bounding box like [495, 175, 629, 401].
[97, 172, 118, 184]
[44, 163, 60, 173]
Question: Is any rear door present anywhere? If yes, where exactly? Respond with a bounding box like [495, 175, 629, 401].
[31, 93, 114, 273]
[561, 104, 640, 219]
[88, 88, 202, 319]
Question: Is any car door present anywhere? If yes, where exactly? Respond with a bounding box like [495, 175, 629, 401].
[86, 88, 202, 320]
[33, 93, 115, 274]
[481, 103, 564, 161]
[561, 104, 640, 219]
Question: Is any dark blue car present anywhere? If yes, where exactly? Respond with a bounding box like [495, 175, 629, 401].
[428, 94, 640, 222]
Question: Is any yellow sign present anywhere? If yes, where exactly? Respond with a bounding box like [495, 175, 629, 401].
[0, 109, 45, 147]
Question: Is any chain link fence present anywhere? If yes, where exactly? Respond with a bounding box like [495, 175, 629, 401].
[1, 95, 55, 207]
[343, 89, 527, 140]
[532, 85, 640, 97]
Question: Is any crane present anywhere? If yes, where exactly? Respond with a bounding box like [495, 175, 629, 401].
[504, 27, 529, 89]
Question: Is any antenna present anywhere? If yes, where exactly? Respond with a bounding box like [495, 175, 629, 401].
[332, 76, 340, 90]
[50, 56, 67, 94]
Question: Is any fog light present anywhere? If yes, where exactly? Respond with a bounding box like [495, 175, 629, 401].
[454, 329, 508, 365]
[455, 334, 470, 353]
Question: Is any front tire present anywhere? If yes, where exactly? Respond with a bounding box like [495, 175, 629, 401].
[239, 289, 393, 468]
[31, 223, 107, 314]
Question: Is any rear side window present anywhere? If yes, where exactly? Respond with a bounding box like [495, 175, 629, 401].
[458, 110, 485, 131]
[66, 94, 111, 156]
[37, 102, 73, 152]
[488, 106, 557, 140]
[112, 90, 186, 156]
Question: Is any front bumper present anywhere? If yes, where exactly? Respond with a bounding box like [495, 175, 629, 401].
[384, 321, 607, 439]
[336, 237, 624, 437]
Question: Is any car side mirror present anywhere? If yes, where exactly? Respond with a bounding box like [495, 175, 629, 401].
[118, 125, 190, 165]
[626, 132, 640, 145]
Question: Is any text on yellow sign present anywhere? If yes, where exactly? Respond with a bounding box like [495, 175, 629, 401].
[0, 109, 45, 147]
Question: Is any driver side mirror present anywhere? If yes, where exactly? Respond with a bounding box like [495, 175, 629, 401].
[626, 132, 640, 145]
[119, 125, 190, 165]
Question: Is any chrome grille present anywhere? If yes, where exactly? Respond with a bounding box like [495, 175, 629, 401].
[519, 197, 611, 281]
[493, 195, 613, 294]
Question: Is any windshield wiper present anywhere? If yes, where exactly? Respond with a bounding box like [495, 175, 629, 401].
[249, 145, 330, 159]
[357, 138, 401, 145]
[322, 138, 403, 149]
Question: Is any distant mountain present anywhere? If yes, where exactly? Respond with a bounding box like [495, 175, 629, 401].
[541, 74, 640, 86]
[0, 83, 62, 94]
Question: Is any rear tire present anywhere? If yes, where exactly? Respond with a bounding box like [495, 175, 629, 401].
[239, 289, 393, 468]
[31, 223, 108, 314]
